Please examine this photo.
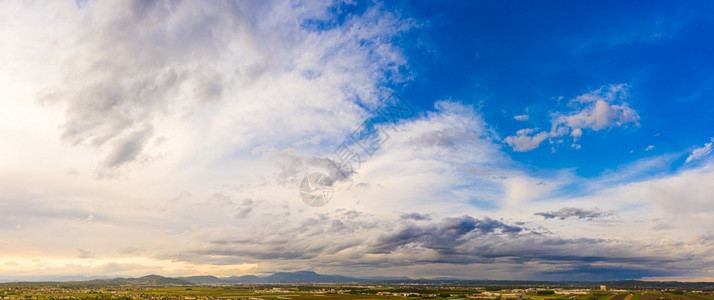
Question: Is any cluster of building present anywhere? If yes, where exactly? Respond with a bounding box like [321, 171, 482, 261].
[376, 291, 438, 297]
[464, 292, 526, 299]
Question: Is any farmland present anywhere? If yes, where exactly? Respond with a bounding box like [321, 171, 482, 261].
[1, 284, 714, 300]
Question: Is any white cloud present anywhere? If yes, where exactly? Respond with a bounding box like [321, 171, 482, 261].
[505, 84, 640, 152]
[556, 101, 639, 132]
[554, 84, 639, 133]
[685, 139, 713, 163]
[504, 129, 550, 152]
[2, 0, 412, 178]
[513, 114, 529, 121]
[645, 145, 655, 151]
[570, 127, 583, 139]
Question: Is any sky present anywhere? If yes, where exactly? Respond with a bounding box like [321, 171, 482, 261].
[1, 0, 714, 282]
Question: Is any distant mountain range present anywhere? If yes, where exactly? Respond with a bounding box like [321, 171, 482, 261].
[0, 271, 411, 286]
[180, 271, 413, 284]
[2, 271, 714, 290]
[182, 271, 348, 284]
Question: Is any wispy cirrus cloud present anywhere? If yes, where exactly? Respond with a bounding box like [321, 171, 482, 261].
[685, 138, 713, 163]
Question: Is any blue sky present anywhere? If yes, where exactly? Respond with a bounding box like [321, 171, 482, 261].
[395, 0, 714, 176]
[1, 0, 714, 282]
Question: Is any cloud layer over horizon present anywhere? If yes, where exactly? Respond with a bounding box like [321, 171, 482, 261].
[1, 0, 714, 282]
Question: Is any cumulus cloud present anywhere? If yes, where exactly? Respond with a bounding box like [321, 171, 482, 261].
[535, 207, 616, 220]
[554, 84, 639, 131]
[504, 128, 550, 152]
[685, 139, 713, 163]
[505, 84, 640, 151]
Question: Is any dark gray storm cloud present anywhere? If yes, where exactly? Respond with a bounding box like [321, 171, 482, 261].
[373, 215, 523, 254]
[535, 207, 615, 220]
[153, 211, 712, 280]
